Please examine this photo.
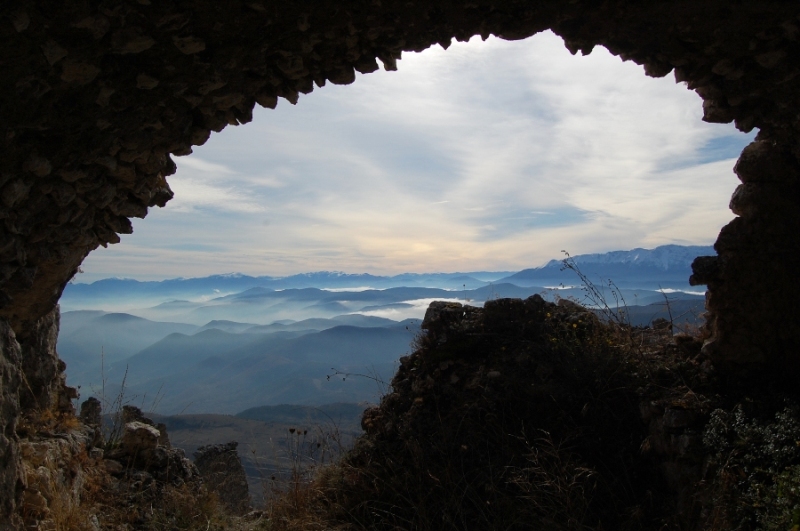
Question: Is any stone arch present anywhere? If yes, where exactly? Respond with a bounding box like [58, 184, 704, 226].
[2, 0, 800, 524]
[4, 0, 798, 366]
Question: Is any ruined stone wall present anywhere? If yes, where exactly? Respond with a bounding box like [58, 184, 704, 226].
[692, 139, 800, 370]
[0, 2, 798, 526]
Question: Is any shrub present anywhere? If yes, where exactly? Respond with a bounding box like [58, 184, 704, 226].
[703, 402, 800, 530]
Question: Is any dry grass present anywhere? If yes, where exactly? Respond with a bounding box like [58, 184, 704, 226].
[509, 432, 599, 531]
[17, 404, 82, 437]
[35, 446, 237, 531]
[45, 459, 106, 531]
[251, 427, 351, 531]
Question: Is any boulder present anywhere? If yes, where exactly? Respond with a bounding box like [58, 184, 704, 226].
[121, 421, 160, 455]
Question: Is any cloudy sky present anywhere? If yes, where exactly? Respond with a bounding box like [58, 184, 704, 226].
[80, 31, 754, 282]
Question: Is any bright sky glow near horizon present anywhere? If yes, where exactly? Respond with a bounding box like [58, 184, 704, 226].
[79, 31, 755, 282]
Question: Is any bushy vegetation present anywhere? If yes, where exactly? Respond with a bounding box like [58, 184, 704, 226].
[703, 402, 800, 530]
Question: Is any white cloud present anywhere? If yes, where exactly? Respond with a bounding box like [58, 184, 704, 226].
[357, 298, 466, 320]
[169, 157, 283, 213]
[79, 31, 754, 281]
[166, 178, 265, 213]
[175, 157, 235, 175]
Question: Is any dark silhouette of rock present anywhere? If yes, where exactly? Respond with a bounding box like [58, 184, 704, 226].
[155, 423, 171, 449]
[79, 397, 101, 427]
[352, 297, 720, 528]
[79, 397, 104, 447]
[193, 442, 250, 515]
[122, 405, 152, 425]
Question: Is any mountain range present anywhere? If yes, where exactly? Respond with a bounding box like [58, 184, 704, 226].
[498, 244, 713, 288]
[61, 271, 503, 311]
[61, 244, 712, 312]
[58, 244, 711, 415]
[60, 311, 418, 415]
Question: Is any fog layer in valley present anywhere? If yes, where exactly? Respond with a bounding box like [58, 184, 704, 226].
[58, 245, 708, 415]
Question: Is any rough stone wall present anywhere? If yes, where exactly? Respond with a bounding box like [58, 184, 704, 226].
[692, 139, 800, 370]
[0, 321, 24, 530]
[18, 429, 91, 530]
[0, 308, 74, 529]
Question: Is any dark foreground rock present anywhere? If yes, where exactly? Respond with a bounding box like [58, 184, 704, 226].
[313, 297, 800, 530]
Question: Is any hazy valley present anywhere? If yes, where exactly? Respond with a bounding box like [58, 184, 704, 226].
[58, 244, 710, 417]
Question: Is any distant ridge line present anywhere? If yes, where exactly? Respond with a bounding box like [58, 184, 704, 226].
[69, 244, 712, 286]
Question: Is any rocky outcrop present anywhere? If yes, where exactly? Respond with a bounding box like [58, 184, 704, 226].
[334, 297, 717, 528]
[194, 442, 250, 516]
[121, 421, 160, 454]
[16, 306, 76, 415]
[103, 405, 197, 486]
[78, 396, 101, 426]
[15, 399, 206, 530]
[121, 404, 170, 449]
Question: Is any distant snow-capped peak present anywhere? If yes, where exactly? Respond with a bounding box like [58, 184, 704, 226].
[545, 244, 715, 270]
